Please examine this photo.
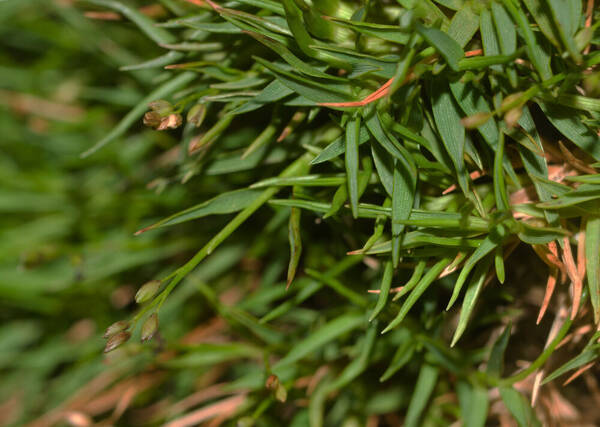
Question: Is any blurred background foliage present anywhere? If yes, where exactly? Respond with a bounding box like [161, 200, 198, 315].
[2, 0, 600, 426]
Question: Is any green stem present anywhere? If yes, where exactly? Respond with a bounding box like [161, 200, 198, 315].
[134, 153, 313, 321]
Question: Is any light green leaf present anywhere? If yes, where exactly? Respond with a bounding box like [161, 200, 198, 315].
[405, 364, 439, 427]
[586, 216, 600, 323]
[447, 225, 509, 310]
[369, 261, 393, 322]
[487, 323, 511, 378]
[137, 189, 264, 233]
[431, 77, 468, 193]
[499, 386, 541, 427]
[451, 256, 492, 346]
[346, 116, 361, 218]
[379, 330, 415, 381]
[415, 22, 464, 71]
[447, 7, 479, 48]
[457, 381, 489, 427]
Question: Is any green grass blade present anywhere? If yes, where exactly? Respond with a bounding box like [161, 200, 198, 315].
[451, 256, 493, 347]
[392, 157, 417, 266]
[430, 77, 468, 194]
[499, 387, 541, 427]
[487, 322, 512, 378]
[447, 225, 509, 310]
[393, 260, 427, 301]
[447, 7, 479, 48]
[404, 364, 439, 427]
[586, 216, 600, 323]
[457, 381, 489, 427]
[250, 174, 346, 188]
[480, 9, 502, 72]
[415, 22, 464, 71]
[136, 188, 264, 234]
[493, 130, 510, 211]
[379, 330, 415, 381]
[546, 0, 582, 63]
[542, 347, 600, 385]
[287, 193, 303, 288]
[369, 261, 393, 322]
[345, 115, 361, 218]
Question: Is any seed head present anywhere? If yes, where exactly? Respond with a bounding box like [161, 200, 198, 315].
[103, 320, 130, 339]
[156, 114, 182, 131]
[143, 111, 162, 128]
[104, 331, 130, 353]
[141, 313, 159, 342]
[187, 103, 207, 127]
[135, 280, 161, 304]
[265, 374, 279, 391]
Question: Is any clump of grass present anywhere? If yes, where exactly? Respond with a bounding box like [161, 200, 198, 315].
[89, 0, 600, 424]
[4, 0, 600, 425]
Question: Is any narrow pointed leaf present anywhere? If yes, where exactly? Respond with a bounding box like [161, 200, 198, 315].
[451, 256, 493, 346]
[586, 216, 600, 323]
[369, 261, 393, 322]
[404, 364, 439, 427]
[415, 22, 464, 71]
[383, 257, 452, 333]
[447, 225, 509, 310]
[345, 116, 361, 218]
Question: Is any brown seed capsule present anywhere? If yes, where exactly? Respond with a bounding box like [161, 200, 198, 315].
[156, 113, 182, 131]
[104, 331, 130, 353]
[135, 280, 161, 304]
[187, 103, 207, 127]
[141, 313, 158, 342]
[143, 111, 162, 128]
[103, 320, 130, 339]
[265, 374, 279, 391]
